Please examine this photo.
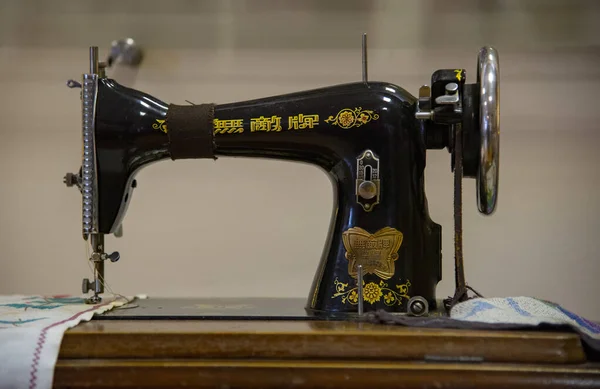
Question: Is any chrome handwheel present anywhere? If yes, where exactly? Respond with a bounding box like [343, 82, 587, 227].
[476, 46, 500, 215]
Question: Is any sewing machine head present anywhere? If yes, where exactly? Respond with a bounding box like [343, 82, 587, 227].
[64, 36, 499, 317]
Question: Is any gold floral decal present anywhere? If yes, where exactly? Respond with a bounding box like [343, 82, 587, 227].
[332, 278, 411, 306]
[325, 107, 379, 129]
[152, 119, 168, 133]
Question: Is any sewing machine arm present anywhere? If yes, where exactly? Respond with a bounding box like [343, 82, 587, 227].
[64, 45, 499, 315]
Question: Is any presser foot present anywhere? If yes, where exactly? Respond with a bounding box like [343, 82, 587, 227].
[82, 277, 104, 304]
[81, 234, 121, 304]
[85, 294, 102, 304]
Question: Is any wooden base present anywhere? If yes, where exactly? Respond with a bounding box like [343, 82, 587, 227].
[56, 320, 600, 388]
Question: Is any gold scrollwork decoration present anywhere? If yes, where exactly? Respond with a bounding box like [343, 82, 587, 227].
[152, 119, 168, 133]
[454, 69, 463, 81]
[332, 278, 411, 306]
[325, 107, 380, 129]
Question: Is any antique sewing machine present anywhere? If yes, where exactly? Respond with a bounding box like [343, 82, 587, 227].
[63, 36, 499, 319]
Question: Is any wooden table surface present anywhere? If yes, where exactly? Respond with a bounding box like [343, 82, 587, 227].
[55, 320, 600, 388]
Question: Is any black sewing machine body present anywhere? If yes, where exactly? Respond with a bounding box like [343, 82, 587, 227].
[93, 79, 442, 316]
[66, 43, 499, 318]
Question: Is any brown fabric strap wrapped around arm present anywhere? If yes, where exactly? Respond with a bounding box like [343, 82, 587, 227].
[166, 103, 216, 160]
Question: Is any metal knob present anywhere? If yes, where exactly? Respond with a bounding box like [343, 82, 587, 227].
[445, 82, 459, 94]
[476, 46, 500, 215]
[407, 296, 429, 317]
[107, 251, 120, 262]
[358, 181, 377, 200]
[435, 82, 460, 105]
[63, 172, 79, 187]
[82, 278, 92, 293]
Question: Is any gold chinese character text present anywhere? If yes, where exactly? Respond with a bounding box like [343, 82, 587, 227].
[214, 119, 244, 135]
[288, 114, 319, 130]
[250, 116, 282, 132]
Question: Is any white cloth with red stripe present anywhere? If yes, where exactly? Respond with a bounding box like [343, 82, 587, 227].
[0, 295, 128, 389]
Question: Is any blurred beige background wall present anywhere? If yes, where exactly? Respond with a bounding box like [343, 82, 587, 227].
[1, 0, 599, 319]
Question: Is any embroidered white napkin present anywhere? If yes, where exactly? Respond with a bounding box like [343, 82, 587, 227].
[451, 296, 600, 341]
[0, 295, 128, 389]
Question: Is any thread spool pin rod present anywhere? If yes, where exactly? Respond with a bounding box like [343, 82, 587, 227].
[362, 33, 368, 84]
[357, 265, 364, 315]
